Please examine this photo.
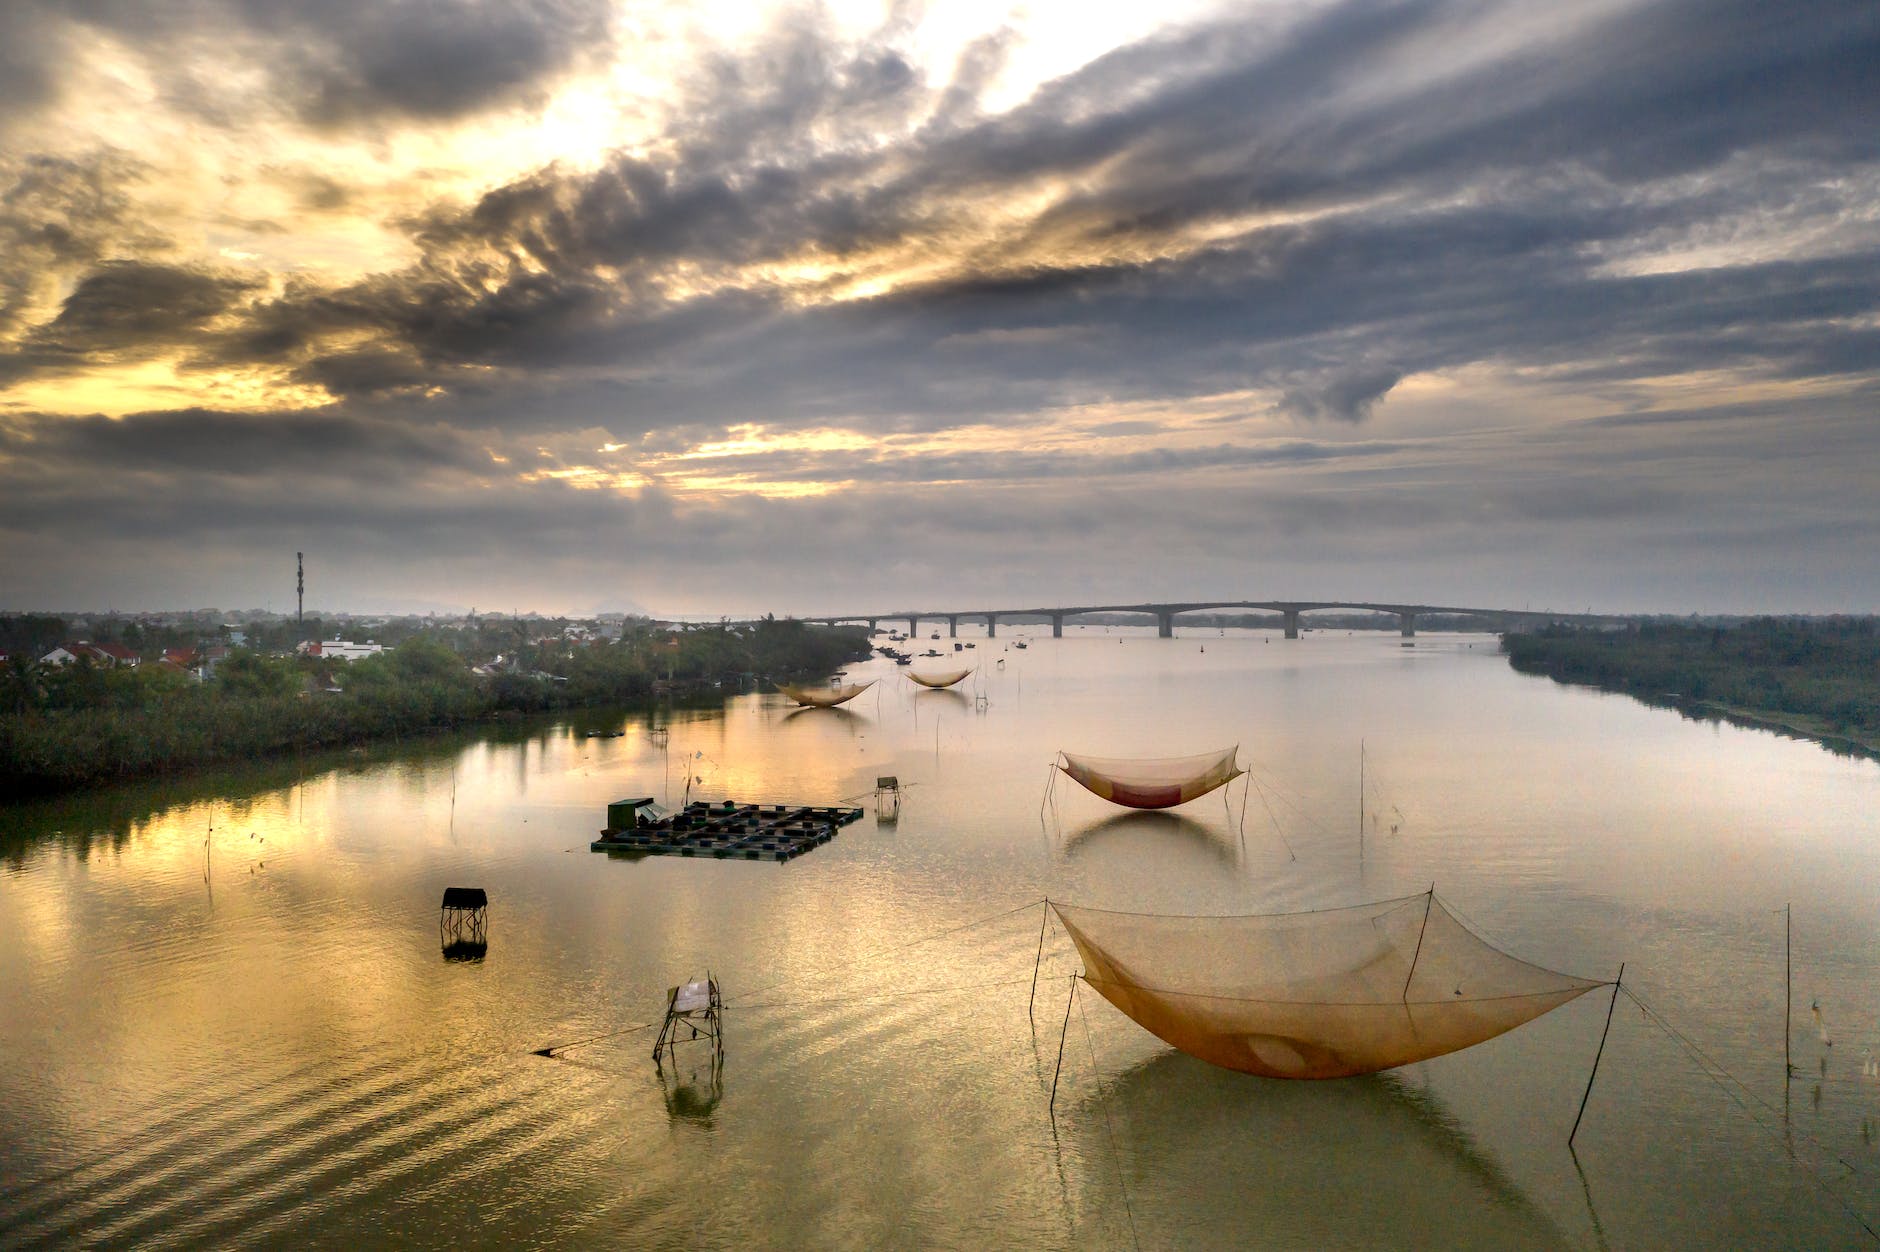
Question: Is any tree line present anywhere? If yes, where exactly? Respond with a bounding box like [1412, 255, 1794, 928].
[1502, 618, 1880, 744]
[0, 618, 870, 797]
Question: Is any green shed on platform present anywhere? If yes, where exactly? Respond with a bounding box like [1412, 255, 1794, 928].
[607, 797, 658, 830]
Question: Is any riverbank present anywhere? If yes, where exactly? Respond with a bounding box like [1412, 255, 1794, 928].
[1, 621, 871, 799]
[1501, 619, 1880, 759]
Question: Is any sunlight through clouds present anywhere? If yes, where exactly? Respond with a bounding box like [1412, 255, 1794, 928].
[0, 0, 1876, 613]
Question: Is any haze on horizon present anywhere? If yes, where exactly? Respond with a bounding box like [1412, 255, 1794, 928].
[1, 0, 1876, 620]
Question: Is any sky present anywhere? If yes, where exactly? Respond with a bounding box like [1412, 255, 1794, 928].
[1, 0, 1876, 618]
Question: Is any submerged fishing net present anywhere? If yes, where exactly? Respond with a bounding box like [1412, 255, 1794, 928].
[1057, 747, 1243, 809]
[1053, 892, 1602, 1079]
[775, 681, 875, 708]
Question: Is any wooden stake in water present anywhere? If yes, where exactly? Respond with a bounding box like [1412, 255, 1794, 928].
[1029, 901, 1049, 1024]
[1570, 963, 1624, 1150]
[1049, 974, 1077, 1118]
[1785, 902, 1793, 1077]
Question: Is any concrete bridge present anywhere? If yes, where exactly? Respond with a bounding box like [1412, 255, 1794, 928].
[804, 601, 1632, 639]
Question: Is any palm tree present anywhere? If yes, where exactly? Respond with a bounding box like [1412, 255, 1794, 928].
[0, 657, 46, 715]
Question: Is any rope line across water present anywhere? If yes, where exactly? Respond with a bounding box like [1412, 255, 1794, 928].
[723, 896, 1049, 1007]
[1619, 984, 1878, 1245]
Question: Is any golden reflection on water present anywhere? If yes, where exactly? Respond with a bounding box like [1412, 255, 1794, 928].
[2, 630, 1878, 1248]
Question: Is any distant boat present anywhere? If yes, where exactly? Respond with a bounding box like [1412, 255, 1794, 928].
[584, 730, 625, 738]
[1014, 641, 1028, 650]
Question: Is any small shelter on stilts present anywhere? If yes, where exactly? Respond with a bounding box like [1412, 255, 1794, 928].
[654, 975, 724, 1067]
[439, 887, 488, 961]
[874, 775, 901, 824]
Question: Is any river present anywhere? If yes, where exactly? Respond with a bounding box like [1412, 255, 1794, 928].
[2, 629, 1876, 1248]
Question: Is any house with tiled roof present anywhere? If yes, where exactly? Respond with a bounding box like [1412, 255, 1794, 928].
[42, 641, 141, 667]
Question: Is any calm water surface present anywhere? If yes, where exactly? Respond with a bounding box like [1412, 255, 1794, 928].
[3, 630, 1877, 1249]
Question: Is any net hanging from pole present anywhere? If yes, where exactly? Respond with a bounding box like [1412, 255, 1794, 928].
[1057, 747, 1243, 810]
[907, 668, 973, 689]
[775, 680, 875, 708]
[1051, 891, 1602, 1079]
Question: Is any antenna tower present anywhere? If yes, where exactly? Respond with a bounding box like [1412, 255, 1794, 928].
[296, 552, 305, 641]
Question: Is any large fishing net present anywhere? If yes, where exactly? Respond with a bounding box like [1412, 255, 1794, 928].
[1057, 748, 1243, 809]
[775, 681, 875, 708]
[908, 668, 973, 688]
[1052, 892, 1602, 1078]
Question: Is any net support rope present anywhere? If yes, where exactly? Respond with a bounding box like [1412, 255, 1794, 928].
[723, 896, 1048, 1009]
[530, 897, 1048, 1057]
[1246, 773, 1299, 860]
[1617, 983, 1879, 1244]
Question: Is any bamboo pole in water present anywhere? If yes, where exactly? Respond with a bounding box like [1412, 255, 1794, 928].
[1570, 963, 1625, 1150]
[1785, 903, 1793, 1077]
[1049, 974, 1077, 1118]
[1028, 901, 1049, 1024]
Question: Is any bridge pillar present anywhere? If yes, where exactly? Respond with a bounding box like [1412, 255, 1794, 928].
[867, 618, 877, 633]
[985, 614, 997, 638]
[1399, 611, 1417, 638]
[1283, 610, 1301, 639]
[1157, 612, 1174, 638]
[948, 616, 958, 638]
[1051, 613, 1064, 638]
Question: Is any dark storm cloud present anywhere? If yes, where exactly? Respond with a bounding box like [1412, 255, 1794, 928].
[269, 168, 353, 215]
[37, 0, 614, 128]
[0, 151, 157, 336]
[28, 262, 264, 356]
[670, 436, 1409, 487]
[291, 346, 436, 398]
[276, 0, 613, 127]
[0, 407, 490, 482]
[0, 4, 65, 124]
[161, 0, 1868, 441]
[1, 398, 1872, 614]
[4, 0, 1879, 613]
[1280, 366, 1405, 423]
[8, 0, 1879, 418]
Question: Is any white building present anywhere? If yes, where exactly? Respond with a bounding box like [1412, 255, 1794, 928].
[311, 639, 385, 661]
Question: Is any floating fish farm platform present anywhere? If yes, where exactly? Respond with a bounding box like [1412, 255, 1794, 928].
[592, 800, 864, 861]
